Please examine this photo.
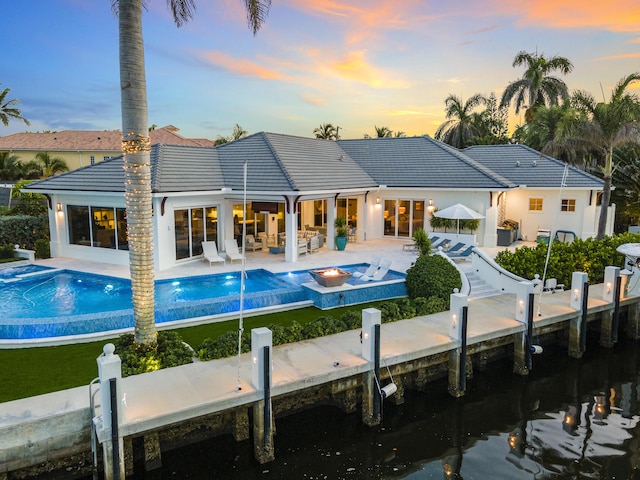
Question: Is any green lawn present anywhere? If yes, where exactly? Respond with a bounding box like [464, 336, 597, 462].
[0, 303, 381, 403]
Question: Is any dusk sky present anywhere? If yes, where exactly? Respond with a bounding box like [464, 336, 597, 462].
[3, 0, 640, 140]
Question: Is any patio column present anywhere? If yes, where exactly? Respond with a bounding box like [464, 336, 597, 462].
[482, 203, 498, 248]
[326, 197, 336, 251]
[284, 196, 298, 263]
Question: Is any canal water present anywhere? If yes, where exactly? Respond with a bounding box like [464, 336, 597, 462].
[131, 337, 640, 479]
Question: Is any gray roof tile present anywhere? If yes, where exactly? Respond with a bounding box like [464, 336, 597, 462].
[463, 144, 604, 188]
[337, 136, 515, 189]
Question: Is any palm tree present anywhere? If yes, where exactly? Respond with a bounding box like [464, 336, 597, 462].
[0, 152, 23, 180]
[520, 103, 583, 162]
[435, 93, 486, 148]
[214, 123, 248, 145]
[313, 123, 337, 140]
[567, 73, 640, 239]
[33, 152, 69, 178]
[374, 126, 392, 138]
[0, 84, 30, 127]
[114, 0, 270, 346]
[500, 51, 573, 123]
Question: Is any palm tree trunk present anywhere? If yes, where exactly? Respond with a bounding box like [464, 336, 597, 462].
[596, 152, 614, 240]
[119, 0, 157, 346]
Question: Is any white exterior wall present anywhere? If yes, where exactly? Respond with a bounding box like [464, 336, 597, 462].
[370, 189, 493, 246]
[504, 189, 595, 242]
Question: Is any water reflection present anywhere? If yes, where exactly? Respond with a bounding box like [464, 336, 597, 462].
[122, 339, 640, 479]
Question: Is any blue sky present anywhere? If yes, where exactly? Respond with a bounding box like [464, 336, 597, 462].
[3, 0, 639, 140]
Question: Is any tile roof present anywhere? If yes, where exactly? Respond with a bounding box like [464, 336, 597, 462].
[463, 144, 604, 189]
[0, 125, 214, 152]
[337, 136, 516, 189]
[217, 132, 378, 192]
[24, 133, 604, 196]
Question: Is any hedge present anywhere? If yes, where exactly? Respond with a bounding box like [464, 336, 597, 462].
[0, 215, 49, 250]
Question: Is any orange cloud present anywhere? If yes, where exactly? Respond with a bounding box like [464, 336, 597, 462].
[597, 52, 640, 61]
[332, 51, 409, 88]
[199, 51, 286, 80]
[495, 0, 640, 32]
[283, 0, 438, 44]
[301, 94, 325, 105]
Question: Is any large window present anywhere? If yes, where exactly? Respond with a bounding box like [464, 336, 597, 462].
[67, 205, 128, 250]
[175, 206, 218, 260]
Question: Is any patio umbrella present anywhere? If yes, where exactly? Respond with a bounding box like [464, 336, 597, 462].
[433, 203, 485, 235]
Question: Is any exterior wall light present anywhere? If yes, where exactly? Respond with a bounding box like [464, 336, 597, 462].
[57, 203, 63, 216]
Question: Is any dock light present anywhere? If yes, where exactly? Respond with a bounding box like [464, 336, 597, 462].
[606, 282, 612, 294]
[57, 203, 63, 216]
[594, 395, 608, 420]
[573, 288, 580, 301]
[363, 332, 369, 340]
[519, 299, 524, 314]
[381, 383, 397, 398]
[508, 429, 522, 452]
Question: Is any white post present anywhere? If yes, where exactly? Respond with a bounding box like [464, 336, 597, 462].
[362, 308, 381, 362]
[251, 327, 272, 390]
[603, 266, 620, 303]
[449, 292, 468, 342]
[570, 272, 589, 310]
[284, 197, 298, 263]
[515, 281, 534, 324]
[96, 343, 124, 480]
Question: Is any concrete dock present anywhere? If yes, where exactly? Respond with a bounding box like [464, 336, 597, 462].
[1, 275, 637, 478]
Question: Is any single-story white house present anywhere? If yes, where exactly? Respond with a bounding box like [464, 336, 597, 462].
[25, 133, 610, 271]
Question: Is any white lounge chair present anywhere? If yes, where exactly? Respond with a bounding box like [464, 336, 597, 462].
[224, 239, 244, 264]
[201, 241, 225, 266]
[353, 256, 381, 278]
[360, 259, 392, 282]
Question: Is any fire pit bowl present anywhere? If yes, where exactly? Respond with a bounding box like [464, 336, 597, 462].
[309, 268, 352, 288]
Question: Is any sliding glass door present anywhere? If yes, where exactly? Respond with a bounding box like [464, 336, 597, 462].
[175, 206, 218, 260]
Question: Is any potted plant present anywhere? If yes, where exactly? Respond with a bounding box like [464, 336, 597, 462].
[334, 216, 348, 251]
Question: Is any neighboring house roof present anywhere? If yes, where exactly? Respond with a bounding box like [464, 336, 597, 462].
[337, 136, 516, 190]
[464, 144, 604, 189]
[217, 132, 378, 192]
[0, 125, 214, 152]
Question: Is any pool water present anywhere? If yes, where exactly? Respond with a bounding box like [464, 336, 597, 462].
[0, 264, 405, 340]
[0, 264, 54, 281]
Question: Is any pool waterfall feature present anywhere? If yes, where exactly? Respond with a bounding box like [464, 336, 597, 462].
[0, 264, 406, 342]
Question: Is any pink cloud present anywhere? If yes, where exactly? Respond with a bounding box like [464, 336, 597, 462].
[199, 51, 286, 80]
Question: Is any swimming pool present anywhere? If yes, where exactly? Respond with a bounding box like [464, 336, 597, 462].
[0, 264, 55, 281]
[0, 264, 406, 341]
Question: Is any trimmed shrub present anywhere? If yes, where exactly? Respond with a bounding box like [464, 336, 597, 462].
[0, 244, 14, 259]
[414, 296, 449, 315]
[341, 310, 361, 330]
[0, 215, 49, 249]
[115, 331, 194, 377]
[405, 254, 461, 302]
[494, 232, 640, 286]
[301, 316, 345, 339]
[197, 329, 251, 361]
[34, 239, 50, 259]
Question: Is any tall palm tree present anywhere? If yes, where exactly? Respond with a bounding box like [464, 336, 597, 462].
[568, 73, 640, 239]
[0, 152, 23, 181]
[313, 123, 337, 140]
[214, 123, 248, 145]
[435, 93, 486, 148]
[33, 151, 69, 178]
[0, 84, 30, 127]
[500, 51, 573, 123]
[520, 103, 583, 162]
[114, 0, 270, 346]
